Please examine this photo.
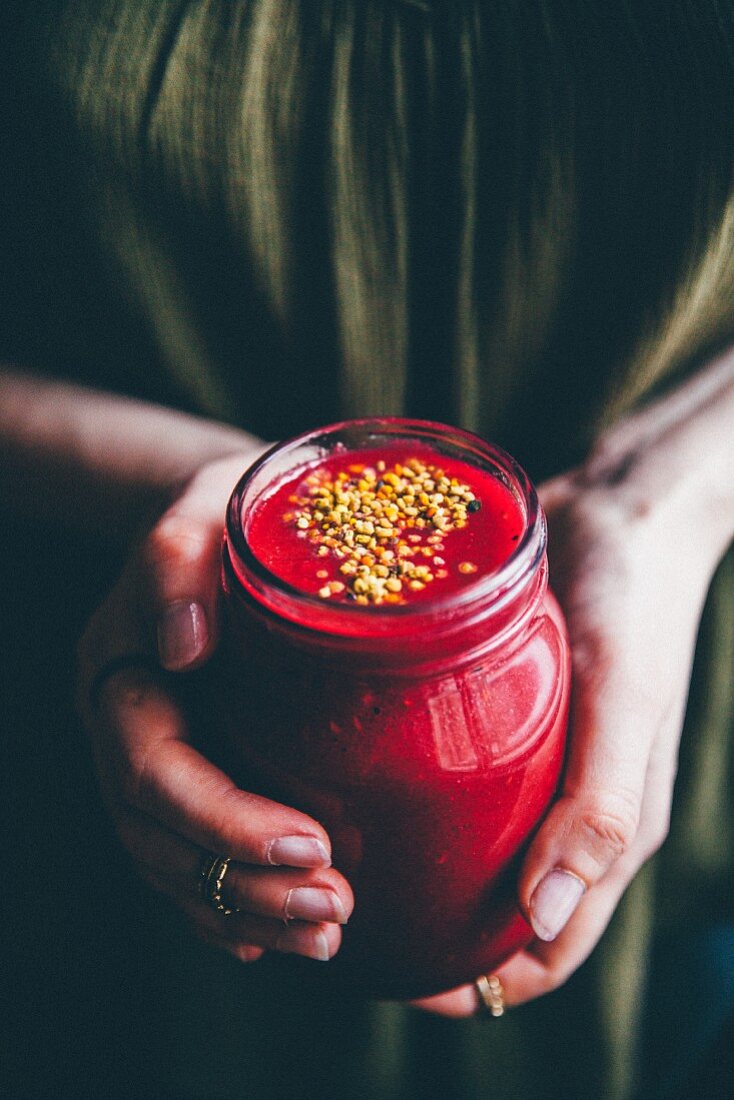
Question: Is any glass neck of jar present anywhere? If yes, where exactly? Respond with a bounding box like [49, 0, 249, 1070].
[224, 531, 547, 675]
[223, 418, 548, 675]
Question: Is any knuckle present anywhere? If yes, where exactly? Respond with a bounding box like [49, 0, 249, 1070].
[203, 786, 260, 852]
[579, 809, 632, 857]
[578, 790, 640, 863]
[143, 515, 212, 575]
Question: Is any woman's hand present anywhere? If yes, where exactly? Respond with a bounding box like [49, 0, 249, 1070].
[414, 352, 734, 1017]
[77, 452, 354, 965]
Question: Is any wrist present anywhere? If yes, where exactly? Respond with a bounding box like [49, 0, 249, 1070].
[578, 354, 734, 577]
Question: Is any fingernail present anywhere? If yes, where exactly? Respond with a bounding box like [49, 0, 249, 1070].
[529, 869, 586, 942]
[285, 887, 348, 924]
[268, 836, 331, 868]
[277, 924, 332, 961]
[157, 601, 208, 669]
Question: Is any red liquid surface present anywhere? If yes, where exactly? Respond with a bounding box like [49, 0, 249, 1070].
[221, 440, 570, 998]
[245, 445, 525, 607]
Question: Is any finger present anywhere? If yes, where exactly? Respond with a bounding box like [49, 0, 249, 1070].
[98, 667, 333, 869]
[517, 629, 655, 943]
[228, 865, 352, 924]
[490, 666, 683, 1006]
[410, 985, 479, 1018]
[496, 841, 648, 1005]
[140, 468, 232, 671]
[517, 607, 690, 946]
[142, 514, 220, 671]
[145, 873, 343, 962]
[118, 805, 353, 924]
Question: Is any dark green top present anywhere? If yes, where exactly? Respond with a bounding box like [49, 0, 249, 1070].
[2, 3, 734, 1097]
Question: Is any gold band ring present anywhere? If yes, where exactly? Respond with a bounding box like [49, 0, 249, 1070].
[200, 853, 239, 916]
[475, 973, 505, 1017]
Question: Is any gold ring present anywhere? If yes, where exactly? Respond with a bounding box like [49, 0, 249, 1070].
[475, 973, 505, 1017]
[200, 853, 239, 916]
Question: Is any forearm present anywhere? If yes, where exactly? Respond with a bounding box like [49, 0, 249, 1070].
[0, 367, 266, 536]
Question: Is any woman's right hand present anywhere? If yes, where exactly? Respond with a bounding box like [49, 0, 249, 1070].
[76, 453, 354, 964]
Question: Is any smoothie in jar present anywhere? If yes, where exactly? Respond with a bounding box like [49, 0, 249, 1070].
[219, 419, 570, 999]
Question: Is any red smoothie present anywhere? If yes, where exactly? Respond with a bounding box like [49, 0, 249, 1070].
[246, 444, 524, 607]
[219, 419, 570, 998]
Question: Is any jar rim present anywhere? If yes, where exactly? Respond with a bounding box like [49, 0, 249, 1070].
[225, 418, 546, 639]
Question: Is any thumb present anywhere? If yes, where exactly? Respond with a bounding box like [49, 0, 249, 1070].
[141, 475, 228, 671]
[516, 632, 652, 942]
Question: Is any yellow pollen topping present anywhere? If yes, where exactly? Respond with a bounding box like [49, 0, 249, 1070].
[283, 457, 483, 604]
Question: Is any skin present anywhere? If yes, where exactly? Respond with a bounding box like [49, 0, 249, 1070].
[3, 352, 734, 1010]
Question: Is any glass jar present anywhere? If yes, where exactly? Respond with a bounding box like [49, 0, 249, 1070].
[218, 419, 570, 999]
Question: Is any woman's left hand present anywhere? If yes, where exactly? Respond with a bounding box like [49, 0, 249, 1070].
[412, 351, 734, 1016]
